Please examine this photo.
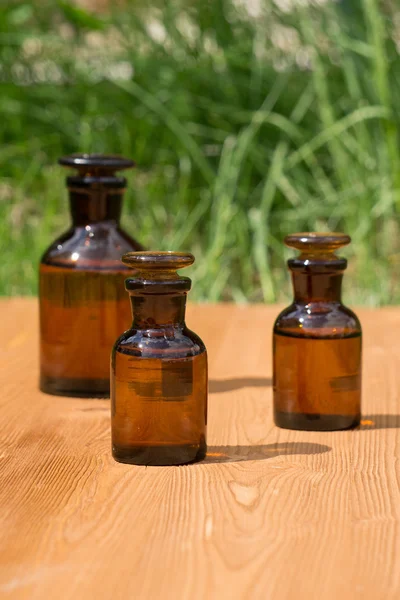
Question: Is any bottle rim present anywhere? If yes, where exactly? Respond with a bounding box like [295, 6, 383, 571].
[59, 153, 135, 170]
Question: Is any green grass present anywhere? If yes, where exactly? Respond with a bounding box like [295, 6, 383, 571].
[0, 0, 400, 304]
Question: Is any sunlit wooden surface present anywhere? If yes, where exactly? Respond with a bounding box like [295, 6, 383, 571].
[1, 298, 400, 599]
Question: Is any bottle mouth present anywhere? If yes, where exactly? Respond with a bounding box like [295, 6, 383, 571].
[60, 153, 135, 188]
[59, 153, 135, 171]
[288, 257, 347, 273]
[122, 251, 194, 292]
[125, 277, 192, 293]
[285, 232, 351, 252]
[285, 232, 350, 272]
[122, 251, 195, 271]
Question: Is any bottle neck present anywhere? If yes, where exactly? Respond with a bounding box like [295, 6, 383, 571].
[291, 271, 343, 304]
[69, 188, 123, 226]
[130, 293, 187, 328]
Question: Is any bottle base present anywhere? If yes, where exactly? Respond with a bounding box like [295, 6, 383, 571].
[112, 440, 207, 466]
[40, 375, 110, 398]
[274, 410, 360, 431]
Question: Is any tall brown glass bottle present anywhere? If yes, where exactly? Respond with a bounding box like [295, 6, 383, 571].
[39, 154, 143, 397]
[111, 251, 208, 466]
[273, 232, 362, 431]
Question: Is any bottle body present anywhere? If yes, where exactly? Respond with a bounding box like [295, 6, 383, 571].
[40, 225, 142, 397]
[111, 251, 208, 466]
[39, 154, 142, 397]
[273, 304, 362, 430]
[273, 233, 362, 431]
[112, 329, 207, 465]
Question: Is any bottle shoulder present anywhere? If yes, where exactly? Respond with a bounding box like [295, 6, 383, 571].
[113, 326, 206, 359]
[274, 302, 361, 338]
[40, 224, 142, 269]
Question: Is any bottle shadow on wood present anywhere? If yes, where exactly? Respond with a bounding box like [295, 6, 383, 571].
[205, 442, 331, 464]
[209, 377, 272, 393]
[359, 415, 400, 430]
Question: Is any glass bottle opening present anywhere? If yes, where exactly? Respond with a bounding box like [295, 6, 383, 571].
[285, 231, 350, 271]
[123, 251, 194, 291]
[60, 153, 135, 188]
[59, 153, 135, 170]
[122, 251, 194, 271]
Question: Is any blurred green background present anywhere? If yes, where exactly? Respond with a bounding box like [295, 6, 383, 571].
[0, 0, 399, 303]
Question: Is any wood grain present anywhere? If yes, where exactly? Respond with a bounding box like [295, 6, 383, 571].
[0, 298, 399, 599]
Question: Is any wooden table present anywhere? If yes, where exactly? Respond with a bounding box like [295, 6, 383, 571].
[1, 298, 400, 599]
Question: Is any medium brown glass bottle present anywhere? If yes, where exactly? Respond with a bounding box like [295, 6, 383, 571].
[111, 251, 207, 466]
[39, 154, 143, 397]
[273, 233, 362, 431]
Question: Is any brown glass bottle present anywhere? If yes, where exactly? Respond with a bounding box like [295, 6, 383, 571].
[273, 233, 362, 431]
[111, 251, 207, 466]
[39, 154, 143, 397]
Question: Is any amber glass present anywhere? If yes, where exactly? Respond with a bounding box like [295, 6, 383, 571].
[111, 251, 208, 466]
[273, 232, 362, 431]
[39, 154, 143, 397]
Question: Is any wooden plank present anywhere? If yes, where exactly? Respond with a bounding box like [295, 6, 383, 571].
[0, 298, 399, 599]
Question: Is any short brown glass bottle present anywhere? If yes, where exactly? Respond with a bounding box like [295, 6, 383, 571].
[111, 251, 208, 466]
[273, 233, 362, 431]
[39, 154, 143, 397]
